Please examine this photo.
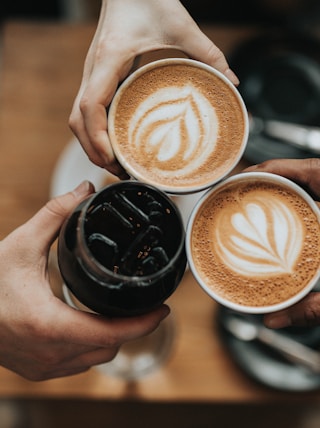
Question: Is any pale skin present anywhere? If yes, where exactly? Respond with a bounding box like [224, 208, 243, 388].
[2, 0, 236, 382]
[0, 181, 169, 381]
[69, 0, 320, 329]
[69, 0, 239, 178]
[245, 158, 320, 328]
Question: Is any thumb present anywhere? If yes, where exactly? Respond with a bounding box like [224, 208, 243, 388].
[264, 292, 320, 328]
[26, 181, 95, 250]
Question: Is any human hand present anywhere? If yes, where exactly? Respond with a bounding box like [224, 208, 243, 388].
[245, 158, 320, 201]
[244, 158, 320, 327]
[0, 181, 169, 380]
[69, 0, 239, 177]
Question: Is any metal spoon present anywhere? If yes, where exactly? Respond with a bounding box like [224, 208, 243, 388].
[223, 314, 320, 373]
[249, 116, 320, 154]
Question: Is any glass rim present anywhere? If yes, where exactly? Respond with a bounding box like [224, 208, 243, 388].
[76, 180, 186, 283]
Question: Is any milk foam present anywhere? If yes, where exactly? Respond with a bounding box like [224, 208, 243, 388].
[190, 178, 320, 308]
[215, 196, 304, 276]
[109, 62, 247, 192]
[128, 85, 218, 178]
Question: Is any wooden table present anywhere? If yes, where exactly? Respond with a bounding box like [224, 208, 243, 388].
[1, 21, 320, 406]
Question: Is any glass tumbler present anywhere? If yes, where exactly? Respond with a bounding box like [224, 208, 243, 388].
[58, 181, 186, 379]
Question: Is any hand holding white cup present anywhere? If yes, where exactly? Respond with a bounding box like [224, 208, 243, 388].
[186, 172, 320, 314]
[108, 58, 249, 195]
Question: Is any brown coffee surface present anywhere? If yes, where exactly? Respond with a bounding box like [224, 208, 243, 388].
[109, 62, 246, 191]
[191, 178, 320, 307]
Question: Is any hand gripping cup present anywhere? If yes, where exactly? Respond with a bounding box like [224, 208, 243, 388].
[58, 181, 187, 317]
[186, 172, 320, 314]
[108, 58, 249, 194]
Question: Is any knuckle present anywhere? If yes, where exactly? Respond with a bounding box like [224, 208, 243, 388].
[101, 328, 121, 349]
[307, 158, 320, 171]
[206, 44, 227, 69]
[105, 335, 120, 349]
[28, 347, 64, 374]
[86, 151, 105, 168]
[68, 113, 78, 133]
[304, 305, 320, 327]
[45, 197, 70, 219]
[79, 94, 91, 116]
[305, 158, 320, 182]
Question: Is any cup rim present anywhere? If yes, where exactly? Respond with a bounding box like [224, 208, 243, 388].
[77, 180, 186, 283]
[108, 57, 249, 195]
[186, 171, 320, 314]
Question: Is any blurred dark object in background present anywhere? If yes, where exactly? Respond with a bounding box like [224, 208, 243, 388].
[0, 0, 61, 21]
[181, 0, 320, 29]
[230, 31, 320, 125]
[229, 31, 320, 164]
[1, 0, 319, 29]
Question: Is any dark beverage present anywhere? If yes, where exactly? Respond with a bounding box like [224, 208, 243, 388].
[58, 181, 186, 316]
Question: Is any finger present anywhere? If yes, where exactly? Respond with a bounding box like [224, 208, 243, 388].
[244, 158, 313, 180]
[60, 346, 120, 372]
[73, 64, 130, 178]
[24, 181, 94, 249]
[33, 345, 119, 381]
[69, 96, 106, 169]
[156, 0, 239, 85]
[68, 2, 115, 171]
[55, 301, 170, 348]
[34, 365, 91, 381]
[244, 158, 320, 199]
[264, 292, 320, 328]
[50, 366, 91, 379]
[70, 105, 120, 173]
[183, 32, 239, 85]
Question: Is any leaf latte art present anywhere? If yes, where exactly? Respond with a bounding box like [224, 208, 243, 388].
[128, 86, 218, 177]
[215, 197, 304, 276]
[109, 61, 247, 193]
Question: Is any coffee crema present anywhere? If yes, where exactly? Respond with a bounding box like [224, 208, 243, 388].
[108, 59, 248, 194]
[189, 175, 320, 308]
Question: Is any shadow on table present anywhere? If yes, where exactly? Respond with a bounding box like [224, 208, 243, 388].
[2, 399, 320, 428]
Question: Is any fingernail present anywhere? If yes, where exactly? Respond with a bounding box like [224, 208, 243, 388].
[73, 180, 94, 197]
[225, 68, 240, 86]
[264, 313, 291, 329]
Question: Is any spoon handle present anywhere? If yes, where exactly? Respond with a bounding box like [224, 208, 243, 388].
[257, 326, 320, 373]
[250, 116, 320, 154]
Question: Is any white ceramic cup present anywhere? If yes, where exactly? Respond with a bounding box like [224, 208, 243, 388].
[108, 58, 249, 195]
[186, 172, 320, 314]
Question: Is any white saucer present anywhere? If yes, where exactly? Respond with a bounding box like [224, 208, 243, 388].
[50, 138, 205, 229]
[50, 138, 118, 198]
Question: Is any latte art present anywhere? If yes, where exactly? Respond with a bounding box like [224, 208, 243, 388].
[215, 196, 304, 276]
[108, 59, 248, 194]
[188, 173, 320, 311]
[129, 85, 218, 178]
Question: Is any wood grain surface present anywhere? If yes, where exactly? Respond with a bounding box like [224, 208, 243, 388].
[1, 21, 319, 404]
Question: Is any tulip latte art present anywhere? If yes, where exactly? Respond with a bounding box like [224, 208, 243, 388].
[216, 195, 303, 276]
[108, 60, 247, 193]
[190, 177, 320, 308]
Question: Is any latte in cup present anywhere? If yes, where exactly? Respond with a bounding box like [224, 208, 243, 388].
[108, 58, 249, 194]
[186, 172, 320, 313]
